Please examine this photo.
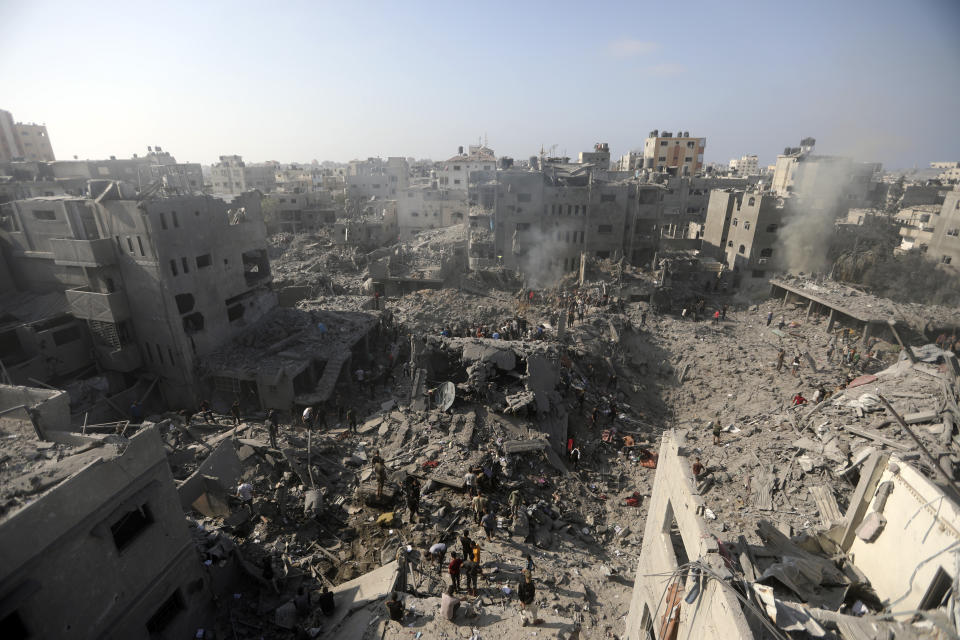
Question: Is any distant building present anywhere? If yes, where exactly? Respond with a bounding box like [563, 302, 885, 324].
[437, 146, 495, 192]
[262, 191, 337, 234]
[615, 151, 643, 172]
[896, 204, 941, 253]
[931, 161, 960, 184]
[642, 129, 705, 176]
[210, 155, 276, 195]
[728, 154, 759, 176]
[578, 142, 611, 168]
[0, 109, 55, 163]
[345, 157, 408, 201]
[397, 185, 468, 239]
[772, 138, 883, 210]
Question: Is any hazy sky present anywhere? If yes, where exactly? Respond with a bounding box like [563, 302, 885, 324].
[2, 0, 958, 169]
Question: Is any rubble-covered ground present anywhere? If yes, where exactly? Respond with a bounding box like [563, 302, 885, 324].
[135, 236, 960, 639]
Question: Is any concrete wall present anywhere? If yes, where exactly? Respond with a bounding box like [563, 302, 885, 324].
[0, 383, 70, 436]
[845, 454, 960, 617]
[0, 427, 211, 639]
[624, 431, 754, 639]
[702, 189, 742, 260]
[927, 188, 960, 272]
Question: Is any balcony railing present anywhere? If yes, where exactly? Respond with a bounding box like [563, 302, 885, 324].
[50, 238, 116, 267]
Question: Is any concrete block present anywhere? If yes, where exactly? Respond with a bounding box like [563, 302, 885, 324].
[855, 511, 887, 542]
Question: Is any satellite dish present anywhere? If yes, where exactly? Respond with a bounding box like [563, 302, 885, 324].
[437, 381, 456, 412]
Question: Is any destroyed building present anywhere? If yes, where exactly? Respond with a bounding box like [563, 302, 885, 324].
[0, 424, 211, 639]
[0, 185, 276, 408]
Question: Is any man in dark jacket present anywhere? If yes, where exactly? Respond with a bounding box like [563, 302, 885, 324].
[518, 569, 541, 626]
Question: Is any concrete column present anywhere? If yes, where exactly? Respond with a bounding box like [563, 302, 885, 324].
[805, 300, 814, 320]
[826, 309, 836, 333]
[783, 290, 790, 305]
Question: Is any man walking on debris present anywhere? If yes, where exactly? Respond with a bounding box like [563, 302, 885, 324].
[791, 354, 801, 377]
[460, 530, 474, 562]
[776, 348, 785, 372]
[712, 415, 722, 445]
[481, 509, 497, 540]
[405, 475, 421, 521]
[346, 407, 357, 433]
[230, 399, 241, 426]
[372, 449, 386, 498]
[518, 569, 542, 626]
[464, 469, 478, 496]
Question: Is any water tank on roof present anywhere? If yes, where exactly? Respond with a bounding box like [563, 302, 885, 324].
[458, 146, 464, 155]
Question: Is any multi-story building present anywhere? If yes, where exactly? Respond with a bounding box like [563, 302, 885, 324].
[0, 109, 56, 163]
[346, 157, 409, 200]
[0, 186, 276, 407]
[578, 142, 610, 168]
[895, 204, 942, 252]
[437, 146, 495, 192]
[925, 187, 960, 271]
[728, 154, 759, 176]
[492, 169, 663, 280]
[931, 162, 960, 184]
[210, 155, 276, 195]
[0, 426, 212, 639]
[397, 185, 468, 239]
[642, 129, 705, 176]
[652, 175, 750, 239]
[615, 151, 643, 172]
[702, 189, 798, 282]
[262, 191, 337, 234]
[772, 138, 883, 210]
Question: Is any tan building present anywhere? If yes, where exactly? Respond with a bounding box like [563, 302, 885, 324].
[437, 145, 495, 192]
[926, 187, 960, 271]
[578, 142, 610, 167]
[642, 129, 705, 176]
[0, 109, 55, 163]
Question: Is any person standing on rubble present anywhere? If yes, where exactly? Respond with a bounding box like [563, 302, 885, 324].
[712, 416, 722, 446]
[464, 470, 478, 497]
[509, 488, 523, 518]
[462, 556, 481, 596]
[230, 399, 242, 426]
[518, 570, 542, 626]
[448, 551, 463, 592]
[791, 354, 801, 377]
[472, 491, 488, 524]
[265, 408, 278, 449]
[129, 400, 143, 424]
[346, 407, 357, 433]
[776, 348, 785, 372]
[459, 530, 474, 562]
[405, 475, 421, 521]
[199, 399, 215, 423]
[778, 316, 786, 330]
[374, 457, 387, 498]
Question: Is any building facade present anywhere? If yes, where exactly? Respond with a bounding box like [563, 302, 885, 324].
[210, 156, 276, 195]
[437, 146, 495, 192]
[0, 109, 55, 163]
[926, 187, 960, 271]
[728, 154, 759, 176]
[0, 187, 276, 407]
[346, 157, 409, 200]
[642, 130, 705, 176]
[396, 185, 468, 239]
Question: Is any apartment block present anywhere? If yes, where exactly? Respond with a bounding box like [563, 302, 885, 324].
[262, 191, 337, 234]
[577, 142, 610, 168]
[703, 189, 794, 281]
[728, 154, 759, 176]
[397, 184, 468, 239]
[772, 138, 883, 210]
[926, 187, 960, 271]
[437, 146, 495, 192]
[0, 109, 55, 163]
[346, 157, 409, 200]
[642, 129, 705, 176]
[210, 155, 276, 195]
[0, 427, 211, 639]
[0, 186, 276, 407]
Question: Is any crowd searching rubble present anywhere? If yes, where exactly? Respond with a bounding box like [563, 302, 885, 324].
[3, 230, 959, 639]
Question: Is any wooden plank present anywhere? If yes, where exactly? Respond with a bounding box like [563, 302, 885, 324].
[809, 485, 843, 527]
[840, 425, 914, 452]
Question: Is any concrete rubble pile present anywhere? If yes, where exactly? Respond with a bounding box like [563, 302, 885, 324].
[3, 223, 959, 639]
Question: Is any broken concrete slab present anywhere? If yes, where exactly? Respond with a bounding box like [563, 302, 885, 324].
[178, 439, 242, 511]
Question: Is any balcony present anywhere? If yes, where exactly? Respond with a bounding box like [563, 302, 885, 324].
[94, 342, 141, 372]
[66, 287, 131, 322]
[50, 238, 116, 267]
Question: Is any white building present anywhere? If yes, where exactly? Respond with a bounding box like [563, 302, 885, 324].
[396, 185, 468, 239]
[728, 154, 759, 176]
[346, 157, 408, 200]
[437, 145, 496, 192]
